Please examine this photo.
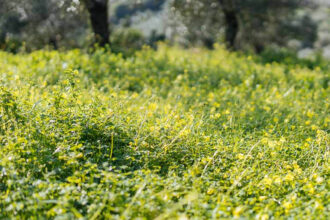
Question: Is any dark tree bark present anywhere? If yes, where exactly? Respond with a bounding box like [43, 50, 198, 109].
[83, 0, 110, 46]
[223, 8, 238, 49]
[219, 0, 239, 50]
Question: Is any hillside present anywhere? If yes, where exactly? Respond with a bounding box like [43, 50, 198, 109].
[0, 46, 329, 219]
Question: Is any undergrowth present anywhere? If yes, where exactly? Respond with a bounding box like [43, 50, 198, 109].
[0, 45, 329, 219]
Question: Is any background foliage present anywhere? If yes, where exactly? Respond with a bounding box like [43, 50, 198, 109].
[0, 0, 330, 57]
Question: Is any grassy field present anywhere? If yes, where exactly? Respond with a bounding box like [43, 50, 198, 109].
[0, 45, 329, 219]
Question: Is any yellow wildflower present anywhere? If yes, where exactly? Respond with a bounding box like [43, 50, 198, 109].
[284, 173, 294, 182]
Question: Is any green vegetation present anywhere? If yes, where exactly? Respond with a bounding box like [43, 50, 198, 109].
[0, 45, 329, 219]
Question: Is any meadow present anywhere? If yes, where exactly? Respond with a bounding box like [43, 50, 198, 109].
[0, 45, 329, 219]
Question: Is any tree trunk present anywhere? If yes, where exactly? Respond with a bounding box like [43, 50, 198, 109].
[219, 0, 239, 50]
[83, 0, 110, 46]
[223, 9, 238, 49]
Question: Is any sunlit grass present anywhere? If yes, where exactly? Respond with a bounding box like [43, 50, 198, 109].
[0, 45, 329, 219]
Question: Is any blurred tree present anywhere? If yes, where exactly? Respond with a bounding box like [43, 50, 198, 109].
[0, 0, 324, 53]
[171, 0, 222, 49]
[82, 0, 110, 46]
[0, 0, 113, 49]
[172, 0, 317, 52]
[219, 0, 238, 49]
[0, 0, 90, 51]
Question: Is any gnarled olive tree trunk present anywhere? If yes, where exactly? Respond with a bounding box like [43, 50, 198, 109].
[82, 0, 110, 46]
[219, 0, 239, 50]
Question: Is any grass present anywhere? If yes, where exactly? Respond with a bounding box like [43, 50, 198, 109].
[0, 44, 329, 219]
